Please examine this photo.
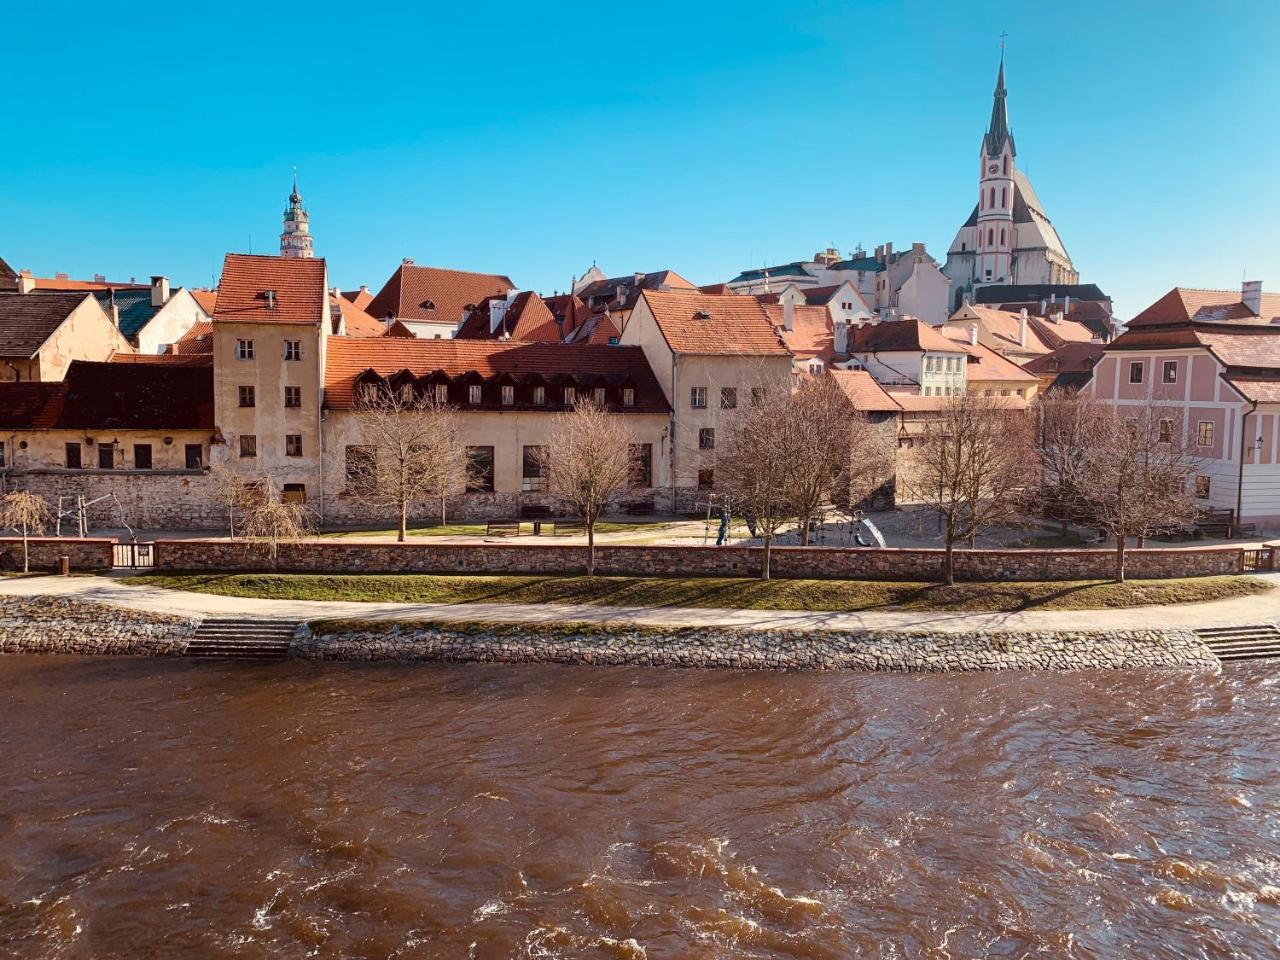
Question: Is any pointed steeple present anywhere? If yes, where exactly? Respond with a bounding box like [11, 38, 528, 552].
[982, 52, 1015, 158]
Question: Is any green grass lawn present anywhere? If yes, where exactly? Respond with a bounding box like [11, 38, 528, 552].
[320, 521, 662, 539]
[124, 572, 1271, 613]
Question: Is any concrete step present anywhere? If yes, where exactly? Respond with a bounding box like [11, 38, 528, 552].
[1194, 624, 1280, 662]
[185, 618, 299, 661]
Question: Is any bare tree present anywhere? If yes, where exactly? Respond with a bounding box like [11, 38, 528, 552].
[1030, 389, 1107, 536]
[0, 491, 53, 574]
[238, 475, 311, 571]
[715, 378, 800, 580]
[906, 394, 1037, 585]
[349, 383, 470, 541]
[537, 399, 635, 575]
[209, 462, 256, 538]
[1075, 398, 1203, 582]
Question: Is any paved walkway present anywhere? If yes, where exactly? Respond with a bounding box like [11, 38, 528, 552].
[2, 573, 1278, 635]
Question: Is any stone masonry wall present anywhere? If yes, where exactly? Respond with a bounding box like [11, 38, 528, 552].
[0, 537, 115, 572]
[14, 471, 226, 530]
[297, 621, 1220, 672]
[0, 597, 197, 656]
[153, 539, 1247, 581]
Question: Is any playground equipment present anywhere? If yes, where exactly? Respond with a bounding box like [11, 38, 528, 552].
[54, 491, 134, 540]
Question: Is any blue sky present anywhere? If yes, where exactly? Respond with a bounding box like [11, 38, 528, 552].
[3, 0, 1278, 318]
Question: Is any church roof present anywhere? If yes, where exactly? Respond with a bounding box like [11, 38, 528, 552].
[975, 284, 1109, 304]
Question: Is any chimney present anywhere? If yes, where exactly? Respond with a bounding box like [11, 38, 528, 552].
[1243, 280, 1263, 316]
[968, 322, 979, 346]
[93, 273, 106, 283]
[1063, 294, 1071, 313]
[359, 285, 369, 295]
[17, 272, 34, 293]
[1019, 308, 1029, 348]
[1039, 298, 1047, 315]
[402, 257, 415, 266]
[783, 299, 794, 331]
[150, 275, 170, 307]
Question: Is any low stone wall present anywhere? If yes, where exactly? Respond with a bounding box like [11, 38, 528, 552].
[153, 538, 1247, 582]
[296, 621, 1219, 671]
[0, 537, 115, 572]
[0, 597, 197, 656]
[14, 470, 226, 529]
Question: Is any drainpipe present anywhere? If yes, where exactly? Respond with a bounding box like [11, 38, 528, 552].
[1237, 400, 1258, 533]
[670, 352, 679, 512]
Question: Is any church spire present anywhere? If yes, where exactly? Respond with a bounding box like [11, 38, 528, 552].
[982, 48, 1015, 158]
[279, 170, 314, 259]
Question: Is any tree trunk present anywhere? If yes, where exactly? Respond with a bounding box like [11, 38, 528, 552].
[586, 521, 596, 576]
[440, 490, 447, 526]
[398, 500, 407, 543]
[760, 533, 773, 581]
[943, 539, 955, 586]
[799, 516, 811, 547]
[21, 523, 29, 575]
[1115, 535, 1127, 584]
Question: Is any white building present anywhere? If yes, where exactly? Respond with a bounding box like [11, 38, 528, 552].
[279, 175, 314, 259]
[943, 55, 1078, 311]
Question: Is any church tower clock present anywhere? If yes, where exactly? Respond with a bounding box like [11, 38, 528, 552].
[975, 53, 1015, 286]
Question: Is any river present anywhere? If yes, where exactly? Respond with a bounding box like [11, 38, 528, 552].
[1, 656, 1277, 958]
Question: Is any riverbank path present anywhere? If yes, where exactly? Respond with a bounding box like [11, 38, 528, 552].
[2, 572, 1278, 635]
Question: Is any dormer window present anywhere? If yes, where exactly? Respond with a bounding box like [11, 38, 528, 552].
[693, 310, 712, 320]
[502, 385, 514, 406]
[564, 386, 576, 405]
[468, 384, 482, 404]
[421, 300, 436, 310]
[262, 290, 277, 309]
[622, 387, 635, 407]
[533, 385, 545, 405]
[435, 383, 448, 403]
[592, 387, 605, 405]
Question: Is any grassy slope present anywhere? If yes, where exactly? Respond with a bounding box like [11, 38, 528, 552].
[124, 573, 1271, 613]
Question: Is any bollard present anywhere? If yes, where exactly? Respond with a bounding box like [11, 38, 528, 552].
[59, 556, 70, 577]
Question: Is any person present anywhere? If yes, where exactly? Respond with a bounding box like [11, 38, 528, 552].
[715, 505, 730, 546]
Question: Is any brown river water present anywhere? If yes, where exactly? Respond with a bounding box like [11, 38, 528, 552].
[1, 657, 1279, 959]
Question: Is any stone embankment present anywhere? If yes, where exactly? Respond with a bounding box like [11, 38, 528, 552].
[297, 620, 1220, 672]
[0, 597, 197, 657]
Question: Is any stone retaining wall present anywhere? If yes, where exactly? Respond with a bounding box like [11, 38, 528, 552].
[296, 621, 1219, 671]
[0, 597, 197, 656]
[0, 537, 115, 572]
[153, 538, 1246, 582]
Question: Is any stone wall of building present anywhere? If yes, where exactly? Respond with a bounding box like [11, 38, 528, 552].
[0, 537, 115, 571]
[0, 596, 196, 656]
[152, 538, 1248, 581]
[12, 471, 226, 530]
[296, 620, 1219, 672]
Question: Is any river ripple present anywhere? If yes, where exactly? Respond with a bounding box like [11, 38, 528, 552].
[1, 656, 1278, 958]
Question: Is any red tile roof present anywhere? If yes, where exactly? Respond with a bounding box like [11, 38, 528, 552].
[109, 352, 213, 367]
[764, 304, 835, 361]
[331, 295, 385, 337]
[0, 360, 212, 430]
[365, 264, 515, 326]
[564, 311, 621, 345]
[829, 370, 902, 412]
[1107, 322, 1280, 368]
[954, 340, 1040, 383]
[638, 289, 790, 356]
[323, 337, 670, 413]
[1227, 378, 1280, 403]
[0, 381, 62, 428]
[1022, 342, 1106, 377]
[171, 320, 214, 355]
[213, 254, 327, 325]
[25, 275, 147, 292]
[340, 288, 375, 311]
[455, 291, 562, 342]
[1128, 287, 1280, 327]
[190, 289, 218, 314]
[850, 318, 963, 354]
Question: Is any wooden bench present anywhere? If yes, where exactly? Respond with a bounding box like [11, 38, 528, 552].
[621, 499, 655, 516]
[519, 504, 552, 520]
[485, 521, 521, 537]
[552, 519, 586, 536]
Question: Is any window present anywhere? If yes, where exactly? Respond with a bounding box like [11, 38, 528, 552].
[697, 468, 714, 489]
[690, 386, 707, 409]
[133, 444, 152, 470]
[1195, 475, 1211, 499]
[466, 446, 495, 492]
[283, 340, 302, 361]
[521, 445, 546, 491]
[532, 385, 545, 406]
[591, 386, 605, 405]
[0, 441, 5, 469]
[185, 444, 203, 469]
[282, 484, 306, 503]
[987, 228, 993, 246]
[1198, 421, 1215, 447]
[1158, 419, 1174, 443]
[239, 435, 257, 458]
[65, 442, 82, 469]
[286, 434, 303, 457]
[236, 339, 254, 360]
[563, 386, 576, 405]
[622, 387, 635, 408]
[345, 445, 375, 491]
[1129, 361, 1144, 384]
[721, 387, 738, 409]
[630, 443, 653, 487]
[468, 384, 482, 404]
[238, 385, 255, 408]
[1001, 187, 1007, 208]
[501, 384, 514, 406]
[699, 427, 715, 450]
[1162, 360, 1178, 384]
[284, 386, 302, 408]
[435, 383, 449, 403]
[999, 227, 1006, 246]
[98, 444, 114, 469]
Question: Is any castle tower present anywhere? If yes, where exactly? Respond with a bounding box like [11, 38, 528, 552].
[975, 54, 1015, 286]
[279, 173, 314, 259]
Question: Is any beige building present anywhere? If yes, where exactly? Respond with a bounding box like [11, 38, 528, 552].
[210, 253, 330, 503]
[621, 289, 794, 506]
[0, 292, 133, 382]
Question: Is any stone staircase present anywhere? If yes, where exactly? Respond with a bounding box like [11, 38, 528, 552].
[1194, 624, 1280, 663]
[184, 618, 298, 660]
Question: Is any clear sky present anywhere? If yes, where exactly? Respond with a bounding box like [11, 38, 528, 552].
[3, 0, 1278, 318]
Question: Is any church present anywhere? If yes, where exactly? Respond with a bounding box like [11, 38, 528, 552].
[943, 54, 1078, 311]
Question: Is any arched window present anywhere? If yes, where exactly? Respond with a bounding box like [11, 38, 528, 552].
[989, 186, 996, 207]
[979, 190, 984, 210]
[1002, 155, 1009, 174]
[987, 228, 994, 246]
[1000, 227, 1006, 245]
[1001, 187, 1007, 207]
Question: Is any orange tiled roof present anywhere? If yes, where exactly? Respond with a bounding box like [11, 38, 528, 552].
[954, 339, 1041, 383]
[455, 292, 562, 342]
[850, 318, 963, 354]
[323, 337, 669, 413]
[190, 289, 218, 314]
[26, 275, 147, 292]
[365, 264, 515, 326]
[829, 370, 902, 412]
[1128, 287, 1280, 327]
[764, 304, 835, 361]
[331, 295, 385, 337]
[109, 351, 212, 367]
[341, 288, 375, 311]
[638, 289, 790, 356]
[213, 254, 327, 325]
